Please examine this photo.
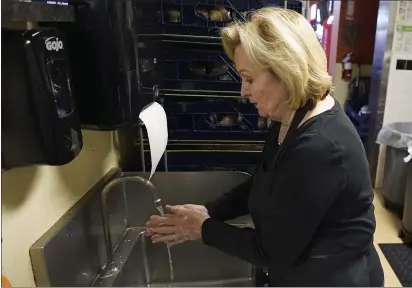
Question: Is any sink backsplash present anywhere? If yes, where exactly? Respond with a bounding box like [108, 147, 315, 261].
[30, 168, 126, 287]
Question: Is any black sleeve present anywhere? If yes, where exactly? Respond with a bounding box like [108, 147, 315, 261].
[205, 177, 253, 222]
[201, 134, 345, 270]
[204, 122, 279, 222]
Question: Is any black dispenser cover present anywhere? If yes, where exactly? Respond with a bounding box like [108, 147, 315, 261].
[49, 0, 156, 130]
[2, 27, 83, 169]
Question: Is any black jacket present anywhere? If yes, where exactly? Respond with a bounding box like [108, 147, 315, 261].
[202, 101, 384, 286]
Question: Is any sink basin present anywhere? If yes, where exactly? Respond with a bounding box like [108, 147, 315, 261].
[94, 228, 254, 287]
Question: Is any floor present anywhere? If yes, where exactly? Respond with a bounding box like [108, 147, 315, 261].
[373, 189, 404, 287]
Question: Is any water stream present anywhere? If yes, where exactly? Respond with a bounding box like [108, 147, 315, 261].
[154, 198, 175, 287]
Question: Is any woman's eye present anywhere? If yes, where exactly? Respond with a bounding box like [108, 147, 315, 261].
[245, 79, 253, 84]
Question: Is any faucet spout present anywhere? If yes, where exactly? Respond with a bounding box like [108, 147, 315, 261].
[100, 174, 161, 278]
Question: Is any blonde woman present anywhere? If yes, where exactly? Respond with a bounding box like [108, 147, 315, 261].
[145, 7, 384, 286]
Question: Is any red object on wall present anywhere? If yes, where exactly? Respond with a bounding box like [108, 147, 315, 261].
[336, 0, 379, 64]
[341, 52, 353, 82]
[321, 18, 333, 72]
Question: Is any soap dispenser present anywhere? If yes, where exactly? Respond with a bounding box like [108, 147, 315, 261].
[2, 27, 83, 169]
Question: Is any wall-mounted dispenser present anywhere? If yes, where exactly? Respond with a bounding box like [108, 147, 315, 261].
[47, 0, 156, 130]
[2, 27, 83, 170]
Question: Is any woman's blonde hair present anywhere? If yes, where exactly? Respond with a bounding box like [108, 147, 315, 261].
[221, 7, 333, 109]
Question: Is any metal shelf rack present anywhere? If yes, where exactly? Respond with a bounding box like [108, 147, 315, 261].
[164, 100, 268, 141]
[133, 0, 303, 172]
[134, 0, 303, 38]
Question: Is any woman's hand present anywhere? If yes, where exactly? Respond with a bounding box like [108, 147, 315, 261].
[145, 204, 210, 247]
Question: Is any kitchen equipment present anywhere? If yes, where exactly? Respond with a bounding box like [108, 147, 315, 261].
[162, 43, 241, 93]
[209, 7, 230, 21]
[129, 0, 302, 172]
[195, 8, 209, 19]
[206, 113, 238, 128]
[2, 27, 83, 169]
[190, 61, 229, 77]
[168, 10, 181, 23]
[218, 115, 237, 126]
[195, 7, 231, 22]
[46, 0, 302, 172]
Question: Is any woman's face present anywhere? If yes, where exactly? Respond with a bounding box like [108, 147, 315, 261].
[234, 45, 289, 120]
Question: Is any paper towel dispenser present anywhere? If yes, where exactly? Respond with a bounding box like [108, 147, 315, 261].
[1, 27, 83, 170]
[47, 0, 157, 130]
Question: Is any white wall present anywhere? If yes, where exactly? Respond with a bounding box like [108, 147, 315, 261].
[1, 131, 118, 286]
[383, 23, 412, 125]
[384, 62, 412, 124]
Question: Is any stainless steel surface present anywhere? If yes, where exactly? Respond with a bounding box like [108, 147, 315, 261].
[165, 150, 260, 153]
[123, 171, 252, 227]
[162, 93, 240, 98]
[164, 151, 169, 172]
[328, 0, 341, 77]
[367, 1, 397, 185]
[138, 34, 221, 40]
[137, 139, 264, 145]
[100, 175, 159, 277]
[30, 168, 120, 286]
[161, 88, 239, 94]
[93, 228, 253, 287]
[138, 124, 146, 172]
[167, 140, 264, 143]
[30, 170, 253, 286]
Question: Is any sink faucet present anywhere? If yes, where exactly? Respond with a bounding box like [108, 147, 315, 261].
[100, 174, 163, 278]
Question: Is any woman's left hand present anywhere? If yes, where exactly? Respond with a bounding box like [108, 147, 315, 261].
[145, 204, 210, 246]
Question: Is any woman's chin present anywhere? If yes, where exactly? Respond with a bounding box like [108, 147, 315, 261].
[257, 109, 268, 118]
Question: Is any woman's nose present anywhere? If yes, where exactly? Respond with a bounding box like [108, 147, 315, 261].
[240, 84, 249, 98]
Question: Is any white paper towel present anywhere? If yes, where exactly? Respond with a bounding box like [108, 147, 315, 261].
[139, 102, 168, 180]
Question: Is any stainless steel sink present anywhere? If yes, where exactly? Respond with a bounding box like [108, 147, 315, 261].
[30, 171, 256, 287]
[93, 228, 254, 287]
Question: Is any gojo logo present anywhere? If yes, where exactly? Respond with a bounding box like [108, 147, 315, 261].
[45, 37, 64, 51]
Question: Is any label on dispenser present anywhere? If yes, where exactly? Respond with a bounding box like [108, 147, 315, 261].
[30, 0, 69, 6]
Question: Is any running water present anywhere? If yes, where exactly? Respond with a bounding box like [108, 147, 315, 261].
[154, 198, 175, 287]
[166, 246, 175, 286]
[154, 198, 165, 216]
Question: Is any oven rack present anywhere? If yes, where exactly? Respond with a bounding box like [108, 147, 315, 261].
[162, 100, 268, 141]
[134, 0, 303, 38]
[134, 0, 302, 98]
[159, 0, 247, 37]
[136, 39, 243, 97]
[164, 99, 257, 113]
[163, 46, 241, 92]
[134, 139, 264, 172]
[163, 148, 261, 172]
[166, 115, 268, 141]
